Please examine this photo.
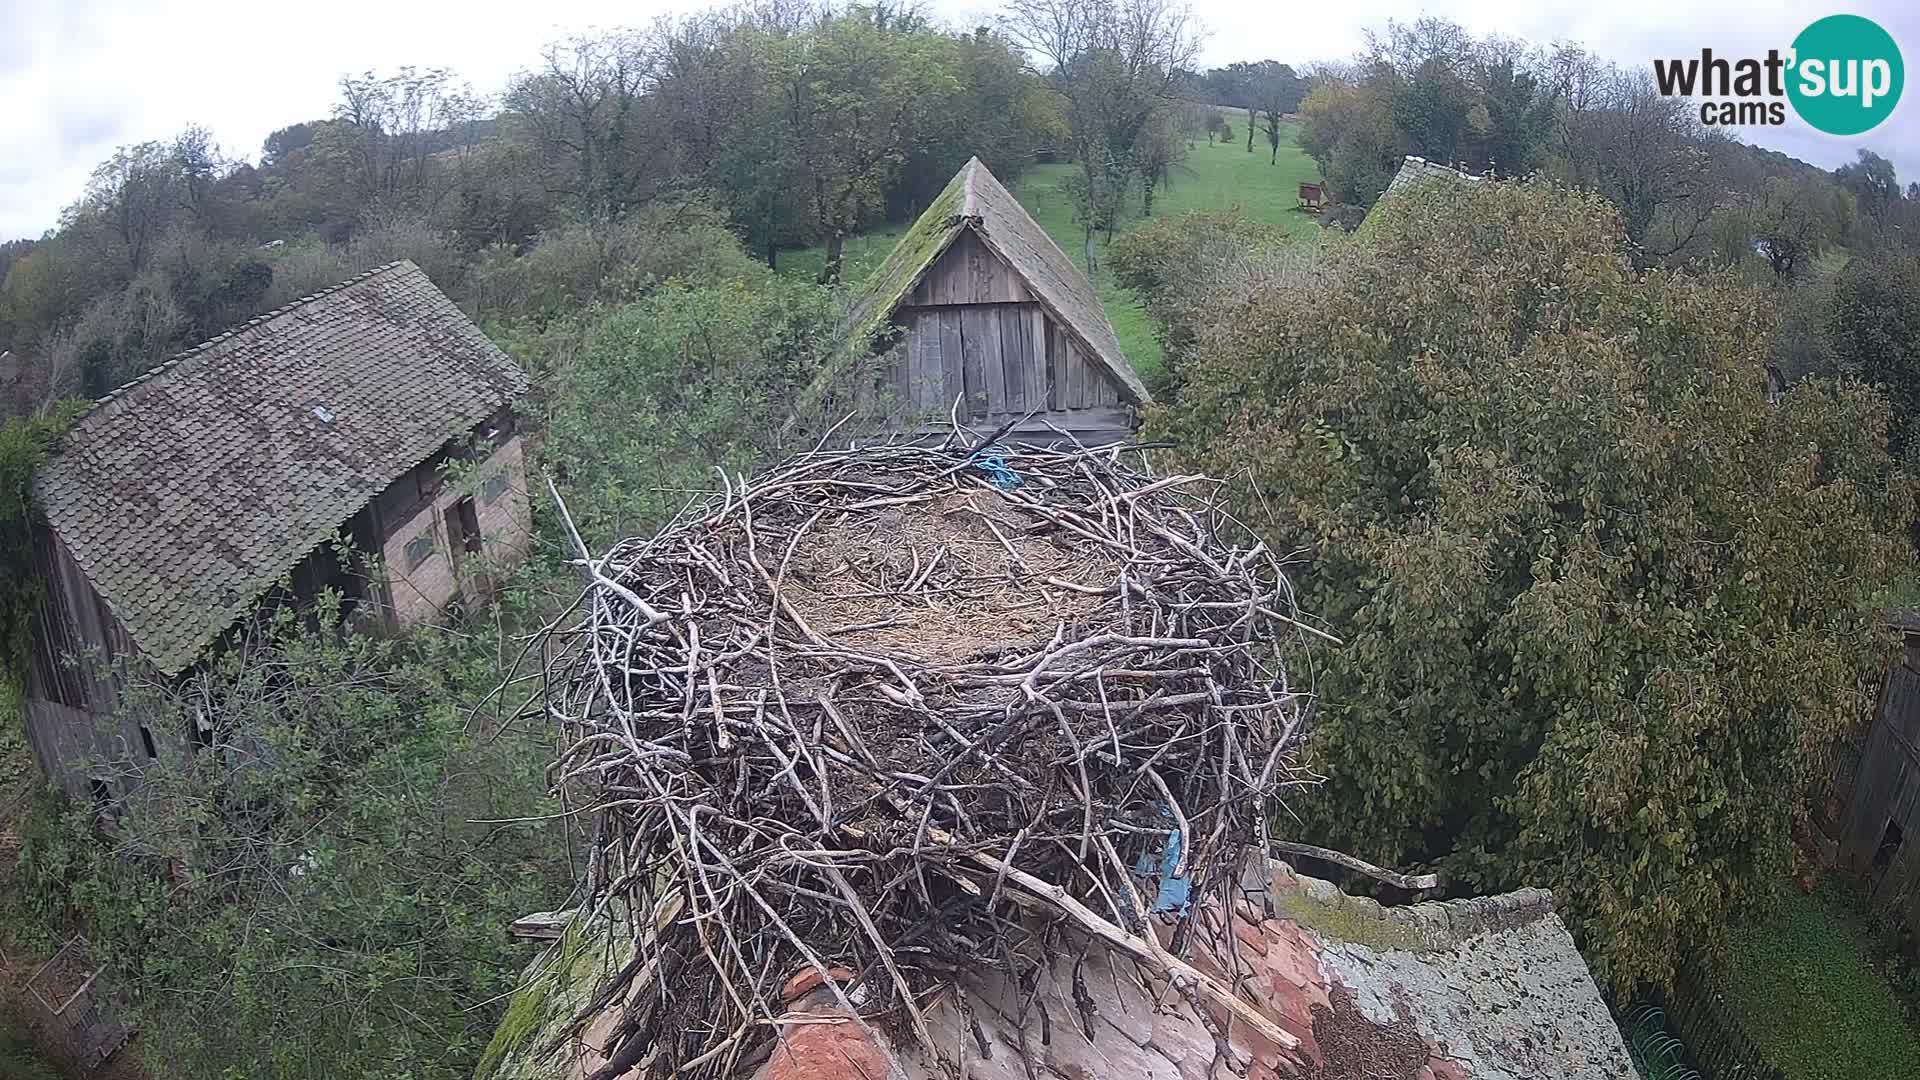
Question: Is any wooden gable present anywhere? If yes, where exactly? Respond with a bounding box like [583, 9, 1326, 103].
[883, 225, 1129, 440]
[903, 230, 1034, 307]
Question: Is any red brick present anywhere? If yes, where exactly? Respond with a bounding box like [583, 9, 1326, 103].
[781, 965, 857, 1003]
[753, 1017, 895, 1080]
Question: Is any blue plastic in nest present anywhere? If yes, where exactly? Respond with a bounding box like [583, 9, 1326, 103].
[1133, 811, 1192, 914]
[967, 448, 1024, 491]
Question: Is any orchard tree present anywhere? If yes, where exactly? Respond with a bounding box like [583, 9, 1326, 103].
[1003, 0, 1201, 272]
[1143, 178, 1914, 991]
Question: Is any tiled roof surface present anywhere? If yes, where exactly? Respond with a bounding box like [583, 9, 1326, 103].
[35, 261, 528, 675]
[490, 861, 1635, 1080]
[850, 157, 1151, 404]
[1381, 154, 1484, 200]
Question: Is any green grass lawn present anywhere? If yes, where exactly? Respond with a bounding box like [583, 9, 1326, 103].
[783, 124, 1321, 378]
[1721, 883, 1920, 1079]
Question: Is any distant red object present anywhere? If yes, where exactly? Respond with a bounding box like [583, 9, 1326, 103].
[1298, 181, 1328, 210]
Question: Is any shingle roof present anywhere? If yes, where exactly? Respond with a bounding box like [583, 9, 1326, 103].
[35, 261, 528, 675]
[1381, 154, 1484, 200]
[850, 157, 1150, 404]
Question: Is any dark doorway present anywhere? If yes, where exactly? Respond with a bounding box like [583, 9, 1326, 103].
[444, 498, 481, 561]
[1871, 819, 1906, 896]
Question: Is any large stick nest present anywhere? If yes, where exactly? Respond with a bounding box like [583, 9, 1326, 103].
[538, 435, 1321, 1078]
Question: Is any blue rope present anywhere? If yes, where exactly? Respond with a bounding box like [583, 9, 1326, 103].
[968, 447, 1024, 490]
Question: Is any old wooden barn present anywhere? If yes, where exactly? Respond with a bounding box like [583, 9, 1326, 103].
[1816, 618, 1920, 917]
[23, 261, 533, 800]
[847, 157, 1151, 445]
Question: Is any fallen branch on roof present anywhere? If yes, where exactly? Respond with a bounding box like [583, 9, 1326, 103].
[531, 427, 1328, 1079]
[1271, 841, 1444, 891]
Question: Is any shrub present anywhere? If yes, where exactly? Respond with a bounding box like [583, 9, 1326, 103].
[465, 197, 764, 325]
[528, 275, 849, 543]
[1108, 210, 1300, 397]
[15, 593, 571, 1080]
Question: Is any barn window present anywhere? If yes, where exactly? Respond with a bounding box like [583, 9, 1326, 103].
[481, 474, 509, 505]
[1874, 820, 1905, 876]
[405, 533, 436, 570]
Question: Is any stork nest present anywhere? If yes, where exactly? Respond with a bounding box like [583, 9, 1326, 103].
[537, 435, 1322, 1079]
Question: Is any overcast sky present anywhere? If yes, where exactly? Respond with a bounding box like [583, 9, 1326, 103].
[2, 0, 1915, 241]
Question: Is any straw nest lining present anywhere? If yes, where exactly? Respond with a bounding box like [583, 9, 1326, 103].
[538, 435, 1320, 1079]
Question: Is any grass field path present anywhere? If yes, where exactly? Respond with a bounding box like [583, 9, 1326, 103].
[784, 123, 1320, 378]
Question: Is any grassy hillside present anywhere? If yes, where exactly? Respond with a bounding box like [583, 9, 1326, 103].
[784, 123, 1320, 377]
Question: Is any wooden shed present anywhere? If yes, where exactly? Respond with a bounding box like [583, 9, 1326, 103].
[22, 262, 533, 801]
[1820, 622, 1920, 924]
[846, 157, 1151, 445]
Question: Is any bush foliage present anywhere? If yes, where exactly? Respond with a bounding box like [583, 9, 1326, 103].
[14, 595, 571, 1080]
[1144, 180, 1914, 990]
[523, 274, 850, 545]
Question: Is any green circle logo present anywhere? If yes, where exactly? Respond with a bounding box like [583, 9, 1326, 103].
[1788, 15, 1903, 135]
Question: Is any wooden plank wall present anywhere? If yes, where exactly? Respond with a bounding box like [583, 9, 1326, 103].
[22, 523, 156, 798]
[889, 229, 1132, 444]
[905, 231, 1034, 306]
[1833, 659, 1920, 927]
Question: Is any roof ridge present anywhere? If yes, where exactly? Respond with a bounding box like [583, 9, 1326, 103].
[1272, 859, 1556, 951]
[959, 156, 986, 220]
[81, 260, 414, 416]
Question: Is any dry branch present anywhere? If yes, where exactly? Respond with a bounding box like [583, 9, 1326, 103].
[1269, 841, 1443, 891]
[532, 432, 1322, 1078]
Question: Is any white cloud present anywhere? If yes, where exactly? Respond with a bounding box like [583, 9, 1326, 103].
[2, 0, 1916, 239]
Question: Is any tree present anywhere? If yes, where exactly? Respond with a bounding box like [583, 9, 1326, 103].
[535, 275, 847, 540]
[1246, 62, 1302, 164]
[1002, 0, 1201, 272]
[1467, 40, 1559, 175]
[1, 408, 84, 688]
[1727, 174, 1851, 279]
[1202, 108, 1228, 144]
[16, 596, 572, 1079]
[505, 34, 662, 216]
[69, 142, 187, 277]
[1297, 75, 1398, 207]
[1558, 60, 1715, 261]
[332, 67, 486, 212]
[1835, 149, 1900, 234]
[773, 12, 957, 284]
[1826, 251, 1920, 461]
[1140, 178, 1913, 991]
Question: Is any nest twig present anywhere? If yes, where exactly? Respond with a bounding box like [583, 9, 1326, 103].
[536, 431, 1321, 1078]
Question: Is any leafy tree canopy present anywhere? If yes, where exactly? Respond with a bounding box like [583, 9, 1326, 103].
[1143, 179, 1913, 991]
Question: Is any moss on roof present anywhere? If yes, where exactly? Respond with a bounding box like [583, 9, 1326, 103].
[847, 166, 970, 346]
[839, 157, 1150, 407]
